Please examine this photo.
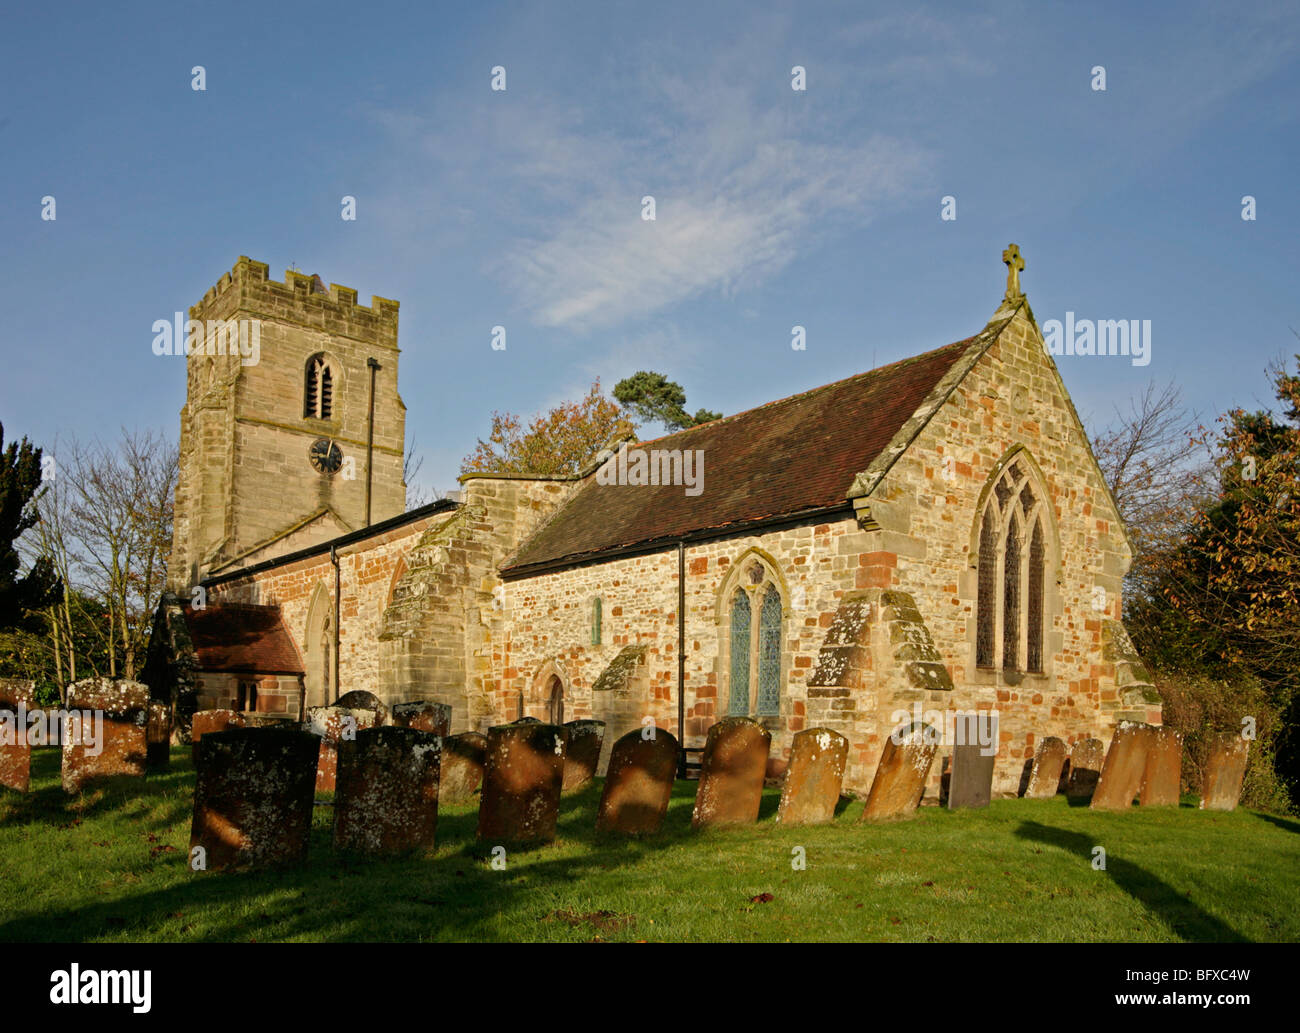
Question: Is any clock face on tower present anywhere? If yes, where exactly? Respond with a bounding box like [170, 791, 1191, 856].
[309, 438, 343, 475]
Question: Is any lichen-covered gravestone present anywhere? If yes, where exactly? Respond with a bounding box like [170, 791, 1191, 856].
[1138, 725, 1183, 806]
[691, 717, 770, 829]
[391, 700, 451, 737]
[596, 728, 679, 835]
[861, 723, 938, 822]
[146, 701, 171, 771]
[0, 678, 36, 793]
[304, 705, 377, 793]
[561, 719, 605, 792]
[1200, 733, 1250, 812]
[191, 709, 247, 764]
[947, 714, 998, 810]
[334, 727, 441, 855]
[776, 727, 848, 825]
[1090, 722, 1154, 811]
[440, 731, 488, 803]
[476, 721, 565, 843]
[334, 689, 389, 728]
[1066, 738, 1105, 799]
[189, 727, 319, 871]
[1024, 736, 1068, 799]
[62, 678, 149, 793]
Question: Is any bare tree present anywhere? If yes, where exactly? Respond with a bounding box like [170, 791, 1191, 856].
[403, 432, 437, 509]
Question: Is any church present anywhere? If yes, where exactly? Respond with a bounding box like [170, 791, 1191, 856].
[144, 247, 1162, 797]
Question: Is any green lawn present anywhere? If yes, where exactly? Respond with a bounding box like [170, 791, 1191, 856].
[1, 746, 1296, 942]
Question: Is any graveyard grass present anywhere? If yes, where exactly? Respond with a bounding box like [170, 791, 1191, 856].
[1, 747, 1296, 943]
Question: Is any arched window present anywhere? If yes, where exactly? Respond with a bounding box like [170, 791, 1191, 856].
[304, 354, 335, 419]
[723, 555, 786, 718]
[974, 454, 1049, 674]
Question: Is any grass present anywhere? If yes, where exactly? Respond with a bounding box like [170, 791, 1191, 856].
[1, 746, 1297, 942]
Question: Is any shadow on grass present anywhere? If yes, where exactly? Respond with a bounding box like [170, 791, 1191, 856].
[1254, 812, 1300, 836]
[1013, 820, 1250, 943]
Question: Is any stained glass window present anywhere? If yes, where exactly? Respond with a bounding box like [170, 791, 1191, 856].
[977, 505, 997, 668]
[757, 586, 782, 716]
[729, 589, 751, 715]
[1028, 520, 1045, 672]
[1003, 514, 1021, 671]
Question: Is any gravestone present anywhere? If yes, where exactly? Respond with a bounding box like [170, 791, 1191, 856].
[776, 727, 848, 825]
[304, 705, 376, 793]
[947, 714, 998, 810]
[595, 728, 679, 835]
[1024, 736, 1068, 799]
[1066, 738, 1105, 799]
[146, 701, 171, 771]
[861, 723, 938, 821]
[1090, 722, 1154, 811]
[476, 721, 565, 843]
[189, 727, 319, 871]
[562, 719, 605, 792]
[1200, 733, 1250, 812]
[691, 717, 771, 829]
[334, 726, 441, 854]
[1139, 725, 1183, 806]
[333, 690, 389, 727]
[391, 700, 451, 737]
[0, 679, 35, 793]
[62, 678, 149, 793]
[191, 709, 247, 763]
[440, 731, 488, 803]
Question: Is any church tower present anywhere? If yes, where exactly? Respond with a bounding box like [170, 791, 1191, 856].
[169, 257, 406, 591]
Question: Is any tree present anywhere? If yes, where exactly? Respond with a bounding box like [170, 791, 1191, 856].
[0, 422, 61, 631]
[613, 371, 720, 433]
[461, 381, 634, 477]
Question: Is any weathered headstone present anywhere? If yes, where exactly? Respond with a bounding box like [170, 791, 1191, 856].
[191, 709, 247, 764]
[146, 701, 171, 771]
[1024, 736, 1068, 799]
[61, 678, 149, 793]
[861, 723, 938, 821]
[304, 705, 376, 793]
[562, 719, 605, 792]
[1139, 725, 1183, 806]
[776, 727, 848, 825]
[189, 727, 319, 871]
[333, 689, 389, 727]
[691, 717, 771, 829]
[595, 728, 679, 835]
[1200, 733, 1250, 812]
[1066, 738, 1105, 799]
[1090, 722, 1153, 811]
[0, 679, 36, 793]
[477, 721, 565, 843]
[440, 731, 488, 803]
[334, 726, 441, 854]
[391, 700, 451, 737]
[947, 713, 998, 810]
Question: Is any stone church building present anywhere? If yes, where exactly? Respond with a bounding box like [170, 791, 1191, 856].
[146, 249, 1161, 796]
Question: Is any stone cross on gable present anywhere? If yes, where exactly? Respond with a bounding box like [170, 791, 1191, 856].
[1002, 244, 1025, 301]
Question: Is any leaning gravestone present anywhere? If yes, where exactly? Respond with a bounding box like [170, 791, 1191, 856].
[1090, 721, 1153, 811]
[391, 700, 451, 737]
[334, 726, 441, 855]
[1024, 736, 1068, 799]
[776, 727, 848, 825]
[189, 727, 319, 871]
[333, 690, 389, 727]
[477, 721, 565, 843]
[691, 717, 770, 829]
[861, 723, 938, 822]
[561, 719, 605, 792]
[947, 713, 998, 810]
[0, 678, 36, 793]
[440, 731, 488, 803]
[1200, 733, 1250, 812]
[146, 701, 171, 771]
[62, 678, 149, 793]
[1066, 738, 1105, 799]
[1139, 725, 1183, 806]
[596, 728, 679, 835]
[305, 705, 377, 793]
[191, 709, 246, 764]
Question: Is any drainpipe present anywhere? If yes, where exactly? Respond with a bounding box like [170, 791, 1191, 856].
[677, 539, 687, 778]
[365, 358, 381, 526]
[330, 545, 341, 704]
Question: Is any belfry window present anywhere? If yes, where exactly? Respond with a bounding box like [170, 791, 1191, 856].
[305, 354, 335, 419]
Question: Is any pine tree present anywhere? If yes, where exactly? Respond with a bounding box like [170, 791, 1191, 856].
[0, 422, 61, 631]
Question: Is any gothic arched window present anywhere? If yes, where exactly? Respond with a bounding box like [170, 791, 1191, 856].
[975, 454, 1050, 674]
[304, 354, 335, 419]
[723, 556, 786, 718]
[728, 589, 751, 715]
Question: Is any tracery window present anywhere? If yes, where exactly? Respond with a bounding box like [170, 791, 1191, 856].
[725, 557, 785, 718]
[304, 354, 335, 419]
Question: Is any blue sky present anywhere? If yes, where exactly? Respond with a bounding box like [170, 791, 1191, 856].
[1, 0, 1297, 498]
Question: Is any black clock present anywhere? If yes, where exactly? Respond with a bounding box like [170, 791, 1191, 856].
[309, 438, 343, 474]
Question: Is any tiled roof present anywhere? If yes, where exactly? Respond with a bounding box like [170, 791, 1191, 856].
[503, 335, 978, 574]
[182, 603, 305, 675]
